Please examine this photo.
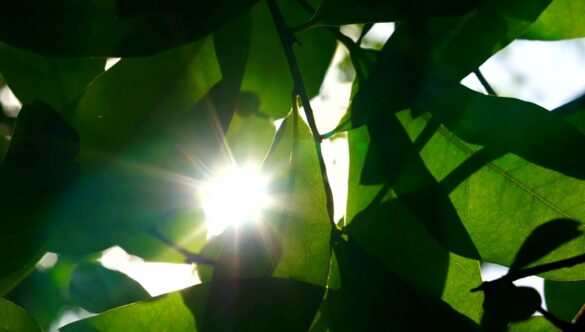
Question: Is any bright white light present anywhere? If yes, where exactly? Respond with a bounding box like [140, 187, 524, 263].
[200, 165, 271, 238]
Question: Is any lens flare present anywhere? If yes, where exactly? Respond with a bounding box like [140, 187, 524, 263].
[199, 165, 271, 237]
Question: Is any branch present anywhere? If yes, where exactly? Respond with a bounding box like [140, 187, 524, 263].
[473, 69, 497, 96]
[267, 0, 337, 229]
[147, 229, 216, 266]
[471, 253, 585, 292]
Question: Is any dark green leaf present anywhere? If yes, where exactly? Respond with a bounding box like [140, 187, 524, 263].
[0, 298, 41, 332]
[240, 0, 336, 119]
[511, 219, 583, 271]
[545, 279, 585, 321]
[0, 0, 258, 57]
[523, 0, 585, 40]
[0, 43, 105, 110]
[308, 0, 479, 26]
[44, 38, 221, 254]
[70, 262, 150, 313]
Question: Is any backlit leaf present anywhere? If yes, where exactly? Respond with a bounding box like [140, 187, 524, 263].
[0, 298, 41, 332]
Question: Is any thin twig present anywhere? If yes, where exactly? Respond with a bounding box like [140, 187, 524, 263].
[267, 0, 337, 229]
[537, 307, 576, 331]
[474, 69, 497, 96]
[472, 253, 585, 292]
[147, 229, 216, 266]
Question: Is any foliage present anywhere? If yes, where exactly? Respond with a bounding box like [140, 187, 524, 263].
[1, 0, 585, 331]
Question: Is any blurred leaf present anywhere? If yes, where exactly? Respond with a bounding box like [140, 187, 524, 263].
[240, 0, 336, 119]
[308, 0, 479, 26]
[0, 102, 79, 277]
[195, 236, 224, 283]
[315, 237, 479, 330]
[62, 278, 324, 332]
[346, 125, 482, 321]
[509, 317, 561, 332]
[395, 109, 585, 280]
[0, 0, 258, 57]
[70, 262, 150, 313]
[44, 38, 221, 254]
[350, 0, 550, 127]
[0, 43, 105, 110]
[481, 283, 541, 329]
[0, 298, 41, 332]
[523, 0, 585, 40]
[0, 253, 41, 296]
[511, 219, 583, 271]
[259, 109, 332, 285]
[121, 210, 207, 263]
[545, 279, 585, 321]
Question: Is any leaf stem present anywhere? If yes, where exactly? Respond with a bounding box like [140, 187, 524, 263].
[147, 229, 216, 266]
[471, 253, 585, 292]
[473, 69, 497, 96]
[267, 0, 337, 229]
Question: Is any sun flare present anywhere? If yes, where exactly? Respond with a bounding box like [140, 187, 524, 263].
[199, 165, 271, 238]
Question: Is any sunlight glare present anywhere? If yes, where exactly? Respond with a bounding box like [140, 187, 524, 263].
[200, 165, 271, 237]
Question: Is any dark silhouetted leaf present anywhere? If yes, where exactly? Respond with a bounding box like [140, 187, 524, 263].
[0, 43, 105, 111]
[0, 102, 79, 277]
[523, 0, 585, 40]
[69, 262, 150, 313]
[481, 283, 541, 329]
[511, 219, 583, 271]
[0, 0, 258, 57]
[545, 279, 585, 321]
[308, 0, 479, 26]
[240, 0, 336, 118]
[0, 298, 41, 332]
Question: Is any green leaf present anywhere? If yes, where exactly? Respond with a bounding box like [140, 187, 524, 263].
[308, 0, 479, 26]
[417, 84, 585, 180]
[0, 42, 105, 110]
[395, 109, 585, 280]
[258, 109, 332, 285]
[350, 0, 550, 127]
[240, 0, 336, 119]
[315, 237, 480, 330]
[0, 102, 78, 277]
[69, 262, 150, 313]
[509, 317, 561, 332]
[346, 125, 483, 322]
[0, 253, 42, 296]
[545, 279, 585, 321]
[0, 298, 41, 332]
[511, 219, 583, 271]
[62, 279, 324, 332]
[523, 0, 585, 40]
[44, 38, 222, 254]
[0, 0, 258, 57]
[61, 291, 198, 331]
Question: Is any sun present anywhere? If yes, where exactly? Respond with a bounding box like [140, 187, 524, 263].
[199, 165, 271, 237]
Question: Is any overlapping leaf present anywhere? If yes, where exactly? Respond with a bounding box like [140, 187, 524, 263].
[0, 0, 258, 57]
[544, 279, 585, 321]
[396, 109, 585, 280]
[523, 0, 585, 40]
[0, 298, 41, 332]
